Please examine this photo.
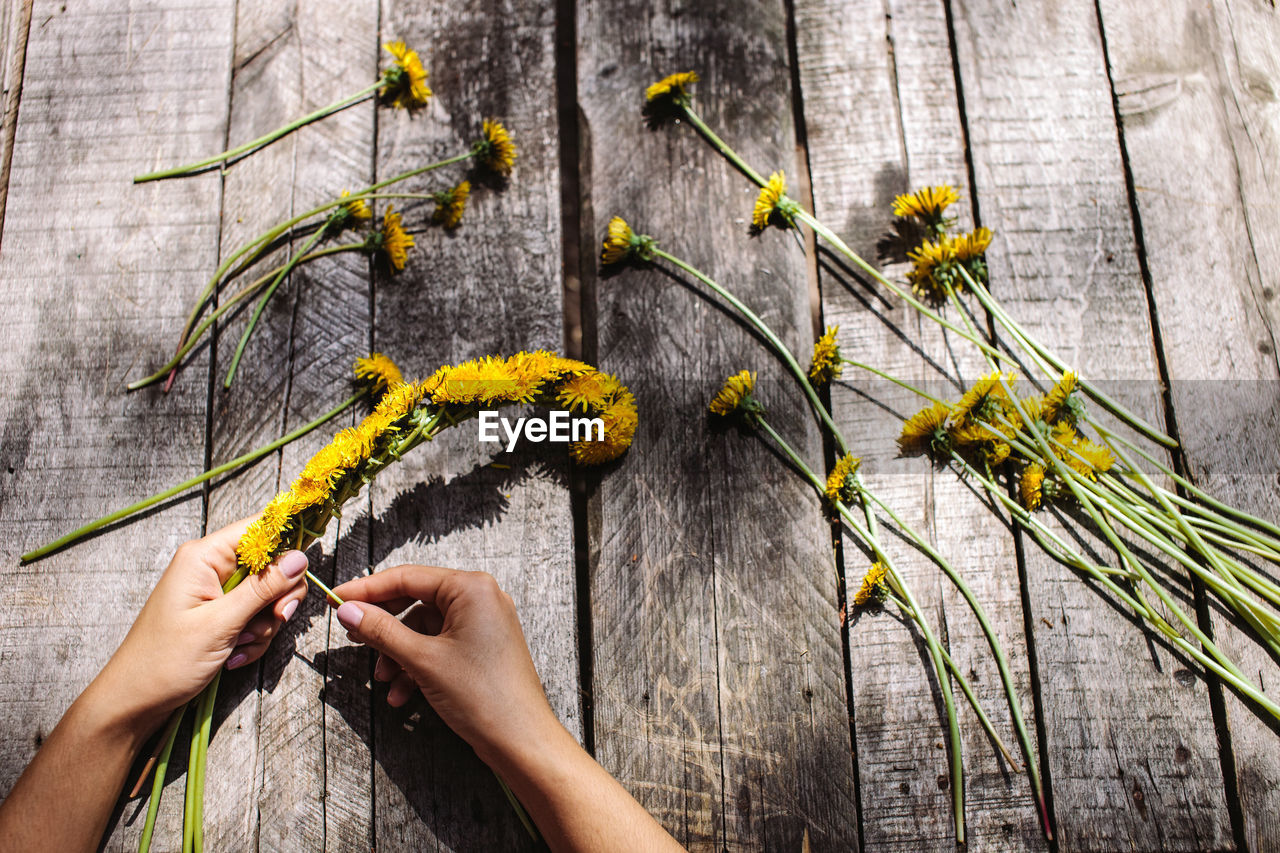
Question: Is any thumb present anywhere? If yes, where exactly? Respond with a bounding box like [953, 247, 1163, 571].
[335, 601, 432, 676]
[216, 550, 309, 626]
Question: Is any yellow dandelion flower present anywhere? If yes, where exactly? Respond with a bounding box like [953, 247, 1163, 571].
[1020, 463, 1045, 510]
[381, 41, 432, 109]
[379, 206, 414, 272]
[353, 352, 403, 393]
[824, 453, 861, 504]
[892, 185, 959, 225]
[1067, 436, 1115, 479]
[602, 216, 636, 265]
[570, 386, 638, 465]
[853, 562, 889, 608]
[644, 70, 699, 103]
[906, 236, 958, 299]
[1041, 371, 1079, 424]
[557, 370, 614, 412]
[898, 401, 951, 457]
[981, 441, 1011, 467]
[808, 326, 842, 385]
[433, 180, 470, 229]
[953, 227, 993, 262]
[951, 372, 1017, 429]
[477, 119, 517, 176]
[752, 171, 791, 230]
[709, 370, 757, 417]
[237, 491, 295, 574]
[339, 189, 372, 224]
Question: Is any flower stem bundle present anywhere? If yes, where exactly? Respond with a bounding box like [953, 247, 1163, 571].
[604, 221, 1047, 842]
[136, 349, 636, 852]
[133, 42, 433, 183]
[128, 119, 516, 392]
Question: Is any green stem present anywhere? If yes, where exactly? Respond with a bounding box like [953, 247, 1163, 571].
[127, 244, 365, 391]
[137, 705, 185, 853]
[21, 392, 362, 562]
[679, 105, 769, 187]
[839, 358, 948, 406]
[306, 570, 344, 606]
[162, 154, 475, 380]
[753, 415, 965, 842]
[885, 591, 1019, 769]
[134, 81, 384, 183]
[223, 219, 336, 388]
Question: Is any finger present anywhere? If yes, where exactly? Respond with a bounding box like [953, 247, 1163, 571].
[371, 596, 417, 617]
[232, 581, 307, 649]
[402, 603, 444, 637]
[200, 516, 260, 585]
[334, 601, 434, 677]
[332, 564, 457, 609]
[214, 550, 309, 627]
[386, 671, 417, 708]
[373, 652, 402, 683]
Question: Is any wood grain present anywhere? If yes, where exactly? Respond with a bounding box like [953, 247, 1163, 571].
[367, 1, 577, 849]
[949, 0, 1232, 848]
[793, 0, 1045, 847]
[576, 1, 860, 849]
[0, 1, 233, 850]
[1097, 0, 1280, 847]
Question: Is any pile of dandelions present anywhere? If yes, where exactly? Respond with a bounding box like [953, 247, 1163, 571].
[602, 70, 1280, 843]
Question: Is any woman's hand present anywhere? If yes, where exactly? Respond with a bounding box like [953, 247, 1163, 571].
[90, 518, 310, 734]
[330, 564, 560, 766]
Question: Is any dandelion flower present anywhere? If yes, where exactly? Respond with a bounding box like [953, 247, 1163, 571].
[354, 353, 403, 393]
[1020, 463, 1045, 510]
[378, 206, 415, 272]
[381, 41, 432, 109]
[824, 452, 861, 504]
[238, 492, 296, 574]
[1041, 371, 1080, 424]
[898, 401, 951, 457]
[907, 236, 958, 300]
[338, 189, 372, 225]
[752, 171, 791, 230]
[809, 326, 842, 385]
[476, 119, 517, 176]
[558, 370, 615, 412]
[709, 370, 758, 417]
[644, 71, 699, 104]
[853, 561, 889, 608]
[433, 180, 470, 229]
[953, 227, 993, 262]
[951, 372, 1017, 430]
[570, 384, 638, 465]
[892, 185, 959, 229]
[602, 216, 637, 265]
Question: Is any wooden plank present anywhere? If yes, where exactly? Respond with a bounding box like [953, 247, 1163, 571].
[0, 1, 233, 849]
[195, 2, 380, 851]
[1097, 0, 1280, 847]
[948, 1, 1232, 849]
[794, 0, 1045, 847]
[369, 2, 577, 849]
[576, 2, 860, 849]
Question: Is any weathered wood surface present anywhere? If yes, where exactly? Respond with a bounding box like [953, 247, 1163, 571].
[795, 0, 1044, 848]
[945, 1, 1233, 849]
[369, 1, 576, 850]
[2, 0, 1280, 850]
[1097, 0, 1280, 848]
[576, 1, 860, 850]
[0, 1, 233, 851]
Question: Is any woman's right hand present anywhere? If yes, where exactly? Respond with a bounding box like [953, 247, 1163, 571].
[330, 564, 561, 766]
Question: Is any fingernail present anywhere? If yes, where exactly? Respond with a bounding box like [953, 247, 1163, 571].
[278, 550, 308, 579]
[336, 602, 363, 631]
[235, 631, 255, 646]
[282, 600, 299, 622]
[226, 652, 248, 670]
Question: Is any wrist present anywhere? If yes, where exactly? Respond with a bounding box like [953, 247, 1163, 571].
[476, 712, 586, 789]
[79, 666, 168, 747]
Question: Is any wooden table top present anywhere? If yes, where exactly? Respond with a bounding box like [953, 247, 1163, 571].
[0, 0, 1277, 850]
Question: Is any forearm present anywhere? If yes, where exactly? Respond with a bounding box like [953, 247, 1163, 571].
[489, 723, 685, 853]
[0, 676, 156, 852]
